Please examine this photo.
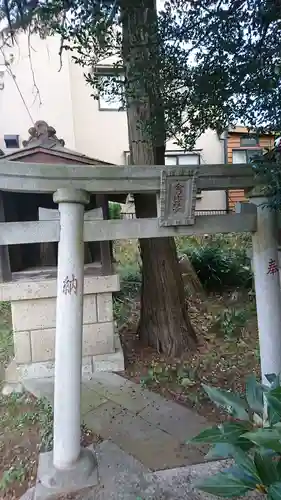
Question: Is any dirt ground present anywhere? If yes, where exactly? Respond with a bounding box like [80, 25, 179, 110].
[0, 305, 101, 499]
[0, 391, 101, 499]
[0, 238, 258, 498]
[119, 289, 258, 423]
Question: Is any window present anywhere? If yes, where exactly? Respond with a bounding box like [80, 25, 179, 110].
[124, 151, 200, 166]
[98, 74, 125, 111]
[165, 153, 202, 197]
[165, 153, 200, 166]
[232, 149, 263, 164]
[240, 135, 259, 147]
[4, 134, 19, 148]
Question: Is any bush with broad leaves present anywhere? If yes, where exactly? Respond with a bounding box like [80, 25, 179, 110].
[189, 374, 281, 498]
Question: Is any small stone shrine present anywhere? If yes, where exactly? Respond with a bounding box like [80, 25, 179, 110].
[1, 121, 124, 381]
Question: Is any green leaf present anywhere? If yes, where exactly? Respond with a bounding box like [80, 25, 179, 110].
[205, 443, 235, 460]
[269, 482, 281, 500]
[206, 445, 260, 481]
[266, 374, 281, 389]
[202, 384, 249, 421]
[266, 374, 278, 386]
[230, 447, 259, 481]
[234, 436, 255, 452]
[194, 469, 254, 498]
[243, 429, 281, 452]
[267, 387, 281, 425]
[189, 425, 224, 444]
[189, 422, 249, 445]
[180, 377, 194, 387]
[254, 451, 279, 486]
[246, 374, 264, 414]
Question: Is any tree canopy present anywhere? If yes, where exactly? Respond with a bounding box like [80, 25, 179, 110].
[171, 0, 281, 136]
[1, 0, 281, 143]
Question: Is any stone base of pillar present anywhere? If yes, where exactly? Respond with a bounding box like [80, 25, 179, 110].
[34, 447, 98, 499]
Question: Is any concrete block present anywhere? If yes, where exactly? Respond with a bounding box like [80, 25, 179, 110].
[34, 447, 98, 499]
[97, 293, 113, 322]
[14, 330, 31, 363]
[2, 382, 24, 395]
[0, 273, 120, 302]
[93, 348, 125, 373]
[19, 361, 55, 380]
[30, 322, 113, 363]
[12, 298, 55, 331]
[84, 294, 97, 323]
[81, 356, 93, 378]
[23, 378, 54, 402]
[19, 357, 95, 380]
[12, 294, 98, 332]
[4, 358, 20, 384]
[83, 322, 115, 356]
[30, 328, 55, 362]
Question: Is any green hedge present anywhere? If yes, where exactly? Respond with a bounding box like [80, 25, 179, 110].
[109, 202, 121, 219]
[180, 243, 252, 290]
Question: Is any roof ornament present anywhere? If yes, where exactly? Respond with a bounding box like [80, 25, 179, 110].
[22, 120, 65, 147]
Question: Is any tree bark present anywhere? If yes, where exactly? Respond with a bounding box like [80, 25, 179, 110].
[121, 0, 197, 356]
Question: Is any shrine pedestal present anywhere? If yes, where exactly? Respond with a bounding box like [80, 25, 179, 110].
[1, 265, 124, 381]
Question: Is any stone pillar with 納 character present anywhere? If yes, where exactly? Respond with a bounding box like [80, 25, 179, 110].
[35, 188, 99, 498]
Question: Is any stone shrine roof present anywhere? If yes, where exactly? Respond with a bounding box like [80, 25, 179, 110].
[2, 120, 113, 166]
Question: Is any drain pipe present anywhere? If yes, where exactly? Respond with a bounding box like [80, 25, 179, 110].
[223, 130, 229, 212]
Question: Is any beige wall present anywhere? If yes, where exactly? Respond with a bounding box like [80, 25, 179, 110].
[0, 33, 226, 211]
[164, 131, 226, 212]
[0, 34, 75, 152]
[68, 58, 129, 164]
[196, 130, 226, 212]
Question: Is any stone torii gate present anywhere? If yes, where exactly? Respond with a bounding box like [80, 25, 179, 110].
[0, 159, 280, 498]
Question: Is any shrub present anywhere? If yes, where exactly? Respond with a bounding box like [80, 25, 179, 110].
[180, 243, 252, 290]
[190, 374, 281, 498]
[109, 202, 121, 219]
[214, 307, 248, 339]
[117, 264, 141, 300]
[113, 264, 141, 326]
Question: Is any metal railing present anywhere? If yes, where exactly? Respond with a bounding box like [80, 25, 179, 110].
[121, 209, 230, 219]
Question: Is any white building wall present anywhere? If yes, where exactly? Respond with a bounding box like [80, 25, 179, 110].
[0, 33, 226, 211]
[68, 58, 129, 164]
[0, 34, 75, 152]
[194, 129, 226, 212]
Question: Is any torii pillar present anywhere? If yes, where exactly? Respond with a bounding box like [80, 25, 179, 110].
[35, 187, 98, 498]
[249, 195, 281, 385]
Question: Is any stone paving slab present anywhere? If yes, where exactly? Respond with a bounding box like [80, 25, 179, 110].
[84, 374, 156, 413]
[21, 443, 263, 499]
[23, 373, 207, 470]
[23, 378, 108, 415]
[138, 398, 207, 442]
[83, 401, 124, 435]
[24, 378, 54, 401]
[81, 388, 108, 416]
[83, 403, 204, 470]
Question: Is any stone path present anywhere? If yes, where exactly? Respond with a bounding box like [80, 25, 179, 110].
[24, 372, 207, 471]
[23, 441, 234, 500]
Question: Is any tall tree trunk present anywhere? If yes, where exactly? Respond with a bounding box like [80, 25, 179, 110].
[121, 0, 197, 356]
